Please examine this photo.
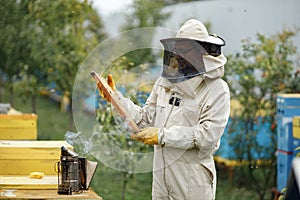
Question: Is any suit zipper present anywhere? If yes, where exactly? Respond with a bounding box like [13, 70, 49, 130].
[162, 93, 177, 196]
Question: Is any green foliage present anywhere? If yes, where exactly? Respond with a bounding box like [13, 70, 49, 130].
[224, 28, 300, 200]
[29, 0, 104, 94]
[123, 0, 169, 29]
[0, 0, 32, 103]
[121, 0, 170, 68]
[0, 0, 105, 114]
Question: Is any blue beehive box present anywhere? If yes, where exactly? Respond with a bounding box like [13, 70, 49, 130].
[277, 116, 294, 152]
[276, 94, 300, 117]
[216, 117, 273, 161]
[277, 150, 293, 191]
[277, 94, 300, 152]
[293, 139, 300, 157]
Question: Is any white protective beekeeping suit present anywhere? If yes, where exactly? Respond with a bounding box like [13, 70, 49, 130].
[119, 19, 230, 200]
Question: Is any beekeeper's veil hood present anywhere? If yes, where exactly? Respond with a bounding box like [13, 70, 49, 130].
[160, 19, 227, 83]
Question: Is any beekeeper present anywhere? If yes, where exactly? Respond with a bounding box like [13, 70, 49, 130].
[101, 19, 230, 200]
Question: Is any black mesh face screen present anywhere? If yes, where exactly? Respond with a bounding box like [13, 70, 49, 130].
[161, 38, 208, 82]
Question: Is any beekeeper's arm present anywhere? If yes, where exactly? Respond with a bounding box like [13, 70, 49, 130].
[99, 74, 159, 132]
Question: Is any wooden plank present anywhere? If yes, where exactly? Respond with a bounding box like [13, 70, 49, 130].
[0, 141, 73, 159]
[0, 189, 102, 199]
[0, 175, 57, 189]
[1, 147, 65, 159]
[0, 114, 37, 120]
[277, 93, 300, 98]
[0, 140, 72, 148]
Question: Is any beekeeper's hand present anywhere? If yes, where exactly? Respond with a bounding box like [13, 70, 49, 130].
[100, 74, 116, 102]
[131, 127, 159, 145]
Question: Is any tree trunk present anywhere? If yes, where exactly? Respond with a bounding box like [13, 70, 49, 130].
[69, 99, 75, 131]
[0, 85, 3, 102]
[121, 172, 128, 200]
[9, 84, 14, 107]
[32, 94, 37, 114]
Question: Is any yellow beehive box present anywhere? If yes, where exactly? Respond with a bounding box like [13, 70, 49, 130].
[0, 114, 38, 140]
[293, 116, 300, 139]
[0, 140, 73, 175]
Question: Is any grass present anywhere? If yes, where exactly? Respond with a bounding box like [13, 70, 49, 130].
[0, 87, 264, 200]
[216, 167, 259, 200]
[92, 167, 152, 200]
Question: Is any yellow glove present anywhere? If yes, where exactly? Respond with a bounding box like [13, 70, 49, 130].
[131, 127, 159, 145]
[100, 74, 116, 102]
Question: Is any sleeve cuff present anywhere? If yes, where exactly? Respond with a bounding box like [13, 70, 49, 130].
[158, 128, 164, 145]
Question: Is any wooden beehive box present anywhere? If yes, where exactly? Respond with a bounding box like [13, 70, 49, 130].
[0, 140, 73, 175]
[0, 114, 38, 140]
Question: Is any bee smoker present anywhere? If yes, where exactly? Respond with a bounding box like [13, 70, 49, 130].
[57, 146, 98, 195]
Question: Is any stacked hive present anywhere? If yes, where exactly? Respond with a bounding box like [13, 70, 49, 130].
[0, 108, 73, 189]
[276, 94, 300, 192]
